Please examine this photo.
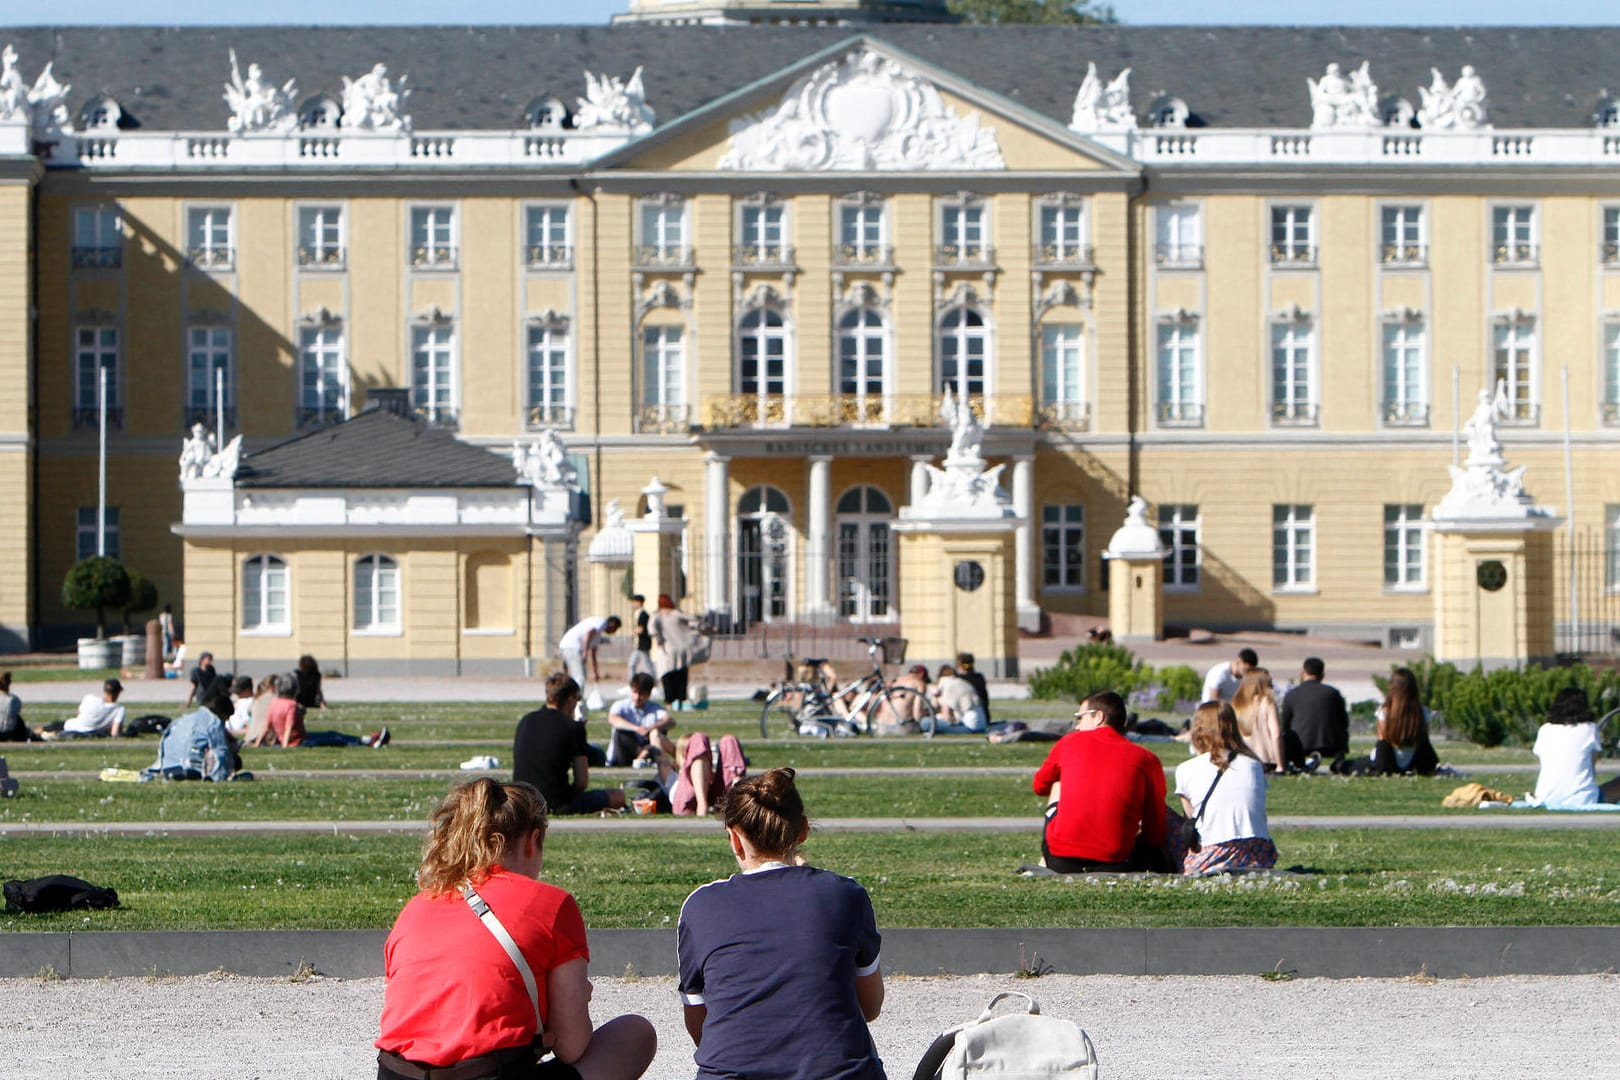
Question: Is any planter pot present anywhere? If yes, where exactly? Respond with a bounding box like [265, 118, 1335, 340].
[77, 637, 121, 670]
[115, 634, 145, 668]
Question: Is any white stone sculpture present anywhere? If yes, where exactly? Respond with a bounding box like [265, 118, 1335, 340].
[720, 51, 1004, 172]
[203, 434, 243, 480]
[1418, 65, 1489, 130]
[514, 430, 579, 489]
[224, 50, 297, 135]
[0, 45, 27, 125]
[1435, 380, 1549, 521]
[939, 383, 985, 465]
[575, 67, 655, 134]
[179, 423, 216, 482]
[915, 384, 1007, 515]
[341, 63, 411, 132]
[1104, 496, 1168, 559]
[25, 61, 72, 142]
[1308, 61, 1381, 129]
[604, 499, 625, 530]
[1069, 62, 1136, 133]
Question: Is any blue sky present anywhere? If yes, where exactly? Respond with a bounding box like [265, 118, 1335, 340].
[3, 0, 1615, 25]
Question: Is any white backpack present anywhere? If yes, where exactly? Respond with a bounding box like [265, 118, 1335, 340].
[912, 991, 1099, 1080]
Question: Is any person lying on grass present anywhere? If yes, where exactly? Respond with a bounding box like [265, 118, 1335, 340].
[246, 672, 388, 748]
[377, 778, 656, 1080]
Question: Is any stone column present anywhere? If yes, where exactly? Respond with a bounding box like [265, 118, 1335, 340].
[703, 453, 730, 617]
[804, 455, 833, 618]
[1012, 455, 1041, 631]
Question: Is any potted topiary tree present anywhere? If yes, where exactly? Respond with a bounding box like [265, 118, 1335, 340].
[114, 569, 159, 668]
[62, 556, 132, 670]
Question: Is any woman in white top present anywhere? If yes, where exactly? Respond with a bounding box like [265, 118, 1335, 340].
[930, 664, 987, 734]
[1172, 701, 1277, 874]
[1530, 687, 1620, 807]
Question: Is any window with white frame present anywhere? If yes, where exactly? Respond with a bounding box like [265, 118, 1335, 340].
[1380, 204, 1425, 265]
[1270, 317, 1316, 424]
[737, 308, 788, 422]
[836, 199, 886, 264]
[72, 206, 122, 269]
[297, 205, 344, 268]
[1158, 504, 1200, 588]
[938, 200, 987, 263]
[638, 198, 687, 265]
[526, 321, 571, 428]
[837, 308, 887, 418]
[411, 322, 457, 424]
[353, 554, 401, 632]
[1040, 324, 1086, 424]
[76, 506, 119, 561]
[1384, 504, 1425, 589]
[1155, 203, 1202, 267]
[242, 554, 289, 632]
[1036, 200, 1088, 265]
[1381, 317, 1427, 424]
[1604, 206, 1620, 265]
[1155, 316, 1202, 425]
[1272, 504, 1315, 590]
[409, 205, 457, 269]
[74, 325, 119, 429]
[738, 201, 788, 265]
[186, 205, 234, 270]
[1492, 317, 1538, 422]
[1269, 205, 1315, 264]
[298, 323, 347, 427]
[1041, 505, 1085, 590]
[939, 307, 989, 399]
[642, 325, 685, 411]
[524, 204, 572, 267]
[186, 325, 234, 427]
[1604, 320, 1620, 425]
[1607, 505, 1620, 590]
[1491, 205, 1536, 265]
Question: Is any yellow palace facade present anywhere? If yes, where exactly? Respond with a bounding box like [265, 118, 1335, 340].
[3, 20, 1620, 667]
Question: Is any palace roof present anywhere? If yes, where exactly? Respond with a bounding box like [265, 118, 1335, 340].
[235, 405, 522, 489]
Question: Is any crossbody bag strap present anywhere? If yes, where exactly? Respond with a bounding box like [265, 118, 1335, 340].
[462, 882, 544, 1035]
[1195, 760, 1228, 824]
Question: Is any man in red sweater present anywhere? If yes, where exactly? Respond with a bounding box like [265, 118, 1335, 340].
[1032, 690, 1170, 873]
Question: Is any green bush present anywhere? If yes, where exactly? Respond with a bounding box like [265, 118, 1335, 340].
[61, 556, 131, 640]
[1374, 658, 1620, 747]
[121, 570, 159, 633]
[1152, 664, 1202, 711]
[1027, 641, 1149, 702]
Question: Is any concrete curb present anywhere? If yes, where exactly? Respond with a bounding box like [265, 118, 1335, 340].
[6, 926, 1616, 980]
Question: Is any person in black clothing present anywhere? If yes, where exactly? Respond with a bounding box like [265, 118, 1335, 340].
[513, 672, 625, 814]
[295, 654, 326, 710]
[185, 652, 217, 708]
[955, 652, 992, 726]
[1279, 656, 1349, 773]
[627, 594, 656, 683]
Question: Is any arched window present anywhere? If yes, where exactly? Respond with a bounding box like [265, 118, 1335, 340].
[837, 307, 887, 420]
[835, 485, 893, 621]
[354, 554, 401, 633]
[242, 555, 289, 632]
[938, 306, 990, 400]
[736, 307, 790, 425]
[737, 485, 792, 625]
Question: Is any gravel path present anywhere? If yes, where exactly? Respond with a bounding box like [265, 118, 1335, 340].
[2, 971, 1610, 1079]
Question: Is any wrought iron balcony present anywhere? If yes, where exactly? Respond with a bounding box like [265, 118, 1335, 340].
[633, 245, 695, 270]
[525, 404, 576, 431]
[934, 243, 995, 269]
[71, 405, 122, 429]
[297, 245, 346, 270]
[1036, 400, 1091, 431]
[1602, 401, 1620, 426]
[1155, 401, 1205, 426]
[705, 394, 790, 429]
[413, 405, 459, 430]
[1603, 241, 1620, 266]
[1153, 244, 1202, 269]
[525, 243, 573, 269]
[832, 243, 893, 268]
[1382, 401, 1431, 426]
[698, 393, 1036, 431]
[1491, 242, 1538, 266]
[410, 245, 459, 270]
[71, 245, 122, 270]
[1268, 244, 1317, 267]
[187, 246, 234, 271]
[1270, 401, 1319, 425]
[636, 403, 693, 433]
[732, 244, 795, 269]
[183, 404, 237, 428]
[1496, 400, 1541, 426]
[1379, 243, 1428, 266]
[1032, 244, 1094, 269]
[297, 404, 347, 429]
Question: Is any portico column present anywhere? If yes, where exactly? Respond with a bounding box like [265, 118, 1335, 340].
[909, 454, 932, 508]
[804, 455, 833, 619]
[1012, 454, 1041, 631]
[704, 452, 730, 617]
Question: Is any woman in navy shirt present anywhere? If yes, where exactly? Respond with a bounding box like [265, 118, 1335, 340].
[676, 768, 885, 1080]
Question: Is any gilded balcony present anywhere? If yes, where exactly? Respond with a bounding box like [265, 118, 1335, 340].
[699, 393, 1037, 430]
[636, 403, 693, 433]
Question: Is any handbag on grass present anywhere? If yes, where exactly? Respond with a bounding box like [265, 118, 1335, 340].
[1180, 761, 1228, 854]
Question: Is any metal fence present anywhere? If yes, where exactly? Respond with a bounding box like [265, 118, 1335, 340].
[1556, 528, 1620, 656]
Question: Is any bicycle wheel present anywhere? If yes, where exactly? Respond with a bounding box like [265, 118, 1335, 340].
[759, 687, 800, 739]
[878, 685, 937, 738]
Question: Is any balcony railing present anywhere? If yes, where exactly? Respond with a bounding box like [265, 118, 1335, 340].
[1380, 243, 1428, 266]
[1032, 244, 1094, 269]
[934, 244, 995, 268]
[72, 405, 123, 430]
[1268, 244, 1317, 267]
[832, 243, 893, 268]
[1154, 244, 1202, 269]
[1497, 401, 1541, 426]
[297, 245, 346, 270]
[1036, 400, 1091, 431]
[1603, 241, 1620, 266]
[636, 403, 693, 433]
[413, 405, 459, 430]
[297, 403, 348, 429]
[705, 394, 790, 429]
[183, 404, 238, 429]
[733, 244, 795, 269]
[525, 243, 573, 269]
[71, 245, 122, 270]
[187, 246, 234, 271]
[634, 245, 694, 270]
[1602, 401, 1620, 426]
[699, 393, 1037, 430]
[1271, 401, 1319, 425]
[1155, 401, 1205, 427]
[526, 404, 576, 431]
[410, 246, 459, 270]
[1382, 401, 1431, 426]
[1492, 242, 1538, 266]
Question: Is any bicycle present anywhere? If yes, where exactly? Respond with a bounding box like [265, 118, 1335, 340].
[759, 637, 937, 739]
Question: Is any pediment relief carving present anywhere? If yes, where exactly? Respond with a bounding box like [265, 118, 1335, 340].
[637, 280, 687, 322]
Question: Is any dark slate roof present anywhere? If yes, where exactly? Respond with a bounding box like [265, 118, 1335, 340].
[3, 26, 1619, 132]
[235, 407, 522, 489]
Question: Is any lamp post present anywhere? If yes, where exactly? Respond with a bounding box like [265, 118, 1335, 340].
[96, 361, 109, 557]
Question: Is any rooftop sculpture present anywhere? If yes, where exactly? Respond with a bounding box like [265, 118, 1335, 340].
[575, 67, 655, 134]
[1070, 62, 1136, 133]
[224, 50, 297, 135]
[1418, 65, 1489, 130]
[1308, 61, 1381, 129]
[341, 63, 411, 131]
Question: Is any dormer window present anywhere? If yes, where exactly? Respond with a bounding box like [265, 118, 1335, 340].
[525, 96, 570, 131]
[1148, 95, 1189, 129]
[299, 96, 342, 131]
[77, 95, 124, 132]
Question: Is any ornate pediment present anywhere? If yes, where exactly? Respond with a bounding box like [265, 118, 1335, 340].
[720, 51, 1004, 172]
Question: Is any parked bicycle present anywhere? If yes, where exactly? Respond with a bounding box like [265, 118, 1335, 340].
[759, 637, 937, 738]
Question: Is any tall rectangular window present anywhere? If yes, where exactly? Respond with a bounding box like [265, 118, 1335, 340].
[1603, 206, 1620, 265]
[1384, 504, 1425, 589]
[298, 324, 347, 427]
[1272, 504, 1315, 589]
[642, 325, 684, 408]
[837, 200, 885, 263]
[524, 205, 572, 267]
[1156, 318, 1201, 425]
[1270, 319, 1316, 424]
[1380, 204, 1425, 264]
[76, 506, 120, 561]
[738, 203, 787, 263]
[1607, 505, 1620, 589]
[186, 206, 234, 270]
[1381, 318, 1427, 424]
[411, 323, 457, 424]
[242, 555, 289, 632]
[1155, 204, 1201, 267]
[1492, 319, 1538, 422]
[72, 206, 122, 269]
[939, 202, 986, 262]
[297, 205, 345, 268]
[354, 555, 401, 633]
[1269, 205, 1315, 264]
[527, 323, 571, 428]
[1040, 325, 1085, 423]
[186, 325, 234, 427]
[1159, 504, 1200, 589]
[74, 326, 120, 429]
[410, 206, 457, 268]
[1604, 321, 1620, 425]
[1492, 205, 1536, 265]
[639, 199, 687, 264]
[1041, 505, 1085, 590]
[1037, 203, 1087, 264]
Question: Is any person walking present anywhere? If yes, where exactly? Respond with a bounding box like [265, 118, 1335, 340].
[649, 595, 700, 710]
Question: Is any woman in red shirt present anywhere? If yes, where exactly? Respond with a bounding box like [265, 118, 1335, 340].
[376, 779, 656, 1080]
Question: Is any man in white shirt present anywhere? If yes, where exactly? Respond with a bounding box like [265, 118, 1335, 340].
[606, 672, 675, 766]
[44, 678, 126, 738]
[1201, 648, 1258, 704]
[557, 614, 622, 689]
[226, 675, 255, 739]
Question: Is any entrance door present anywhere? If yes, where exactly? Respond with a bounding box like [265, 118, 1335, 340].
[836, 485, 893, 621]
[738, 486, 791, 626]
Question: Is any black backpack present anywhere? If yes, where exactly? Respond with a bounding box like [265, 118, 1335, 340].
[3, 874, 120, 913]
